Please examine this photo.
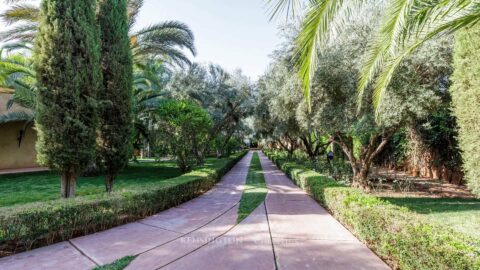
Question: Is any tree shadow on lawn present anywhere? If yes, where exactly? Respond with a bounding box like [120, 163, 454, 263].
[382, 196, 480, 239]
[381, 197, 480, 214]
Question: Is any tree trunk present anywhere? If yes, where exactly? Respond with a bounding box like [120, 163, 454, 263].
[353, 163, 370, 190]
[300, 136, 314, 160]
[334, 128, 397, 191]
[105, 174, 115, 193]
[195, 152, 204, 165]
[61, 171, 76, 198]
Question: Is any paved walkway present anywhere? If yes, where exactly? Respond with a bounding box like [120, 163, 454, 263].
[258, 153, 389, 270]
[0, 151, 390, 270]
[0, 167, 49, 175]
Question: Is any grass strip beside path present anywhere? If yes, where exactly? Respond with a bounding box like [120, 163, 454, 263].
[93, 256, 136, 270]
[237, 152, 267, 223]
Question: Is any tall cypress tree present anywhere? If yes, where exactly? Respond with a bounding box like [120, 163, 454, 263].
[451, 24, 480, 197]
[34, 0, 101, 198]
[97, 0, 133, 192]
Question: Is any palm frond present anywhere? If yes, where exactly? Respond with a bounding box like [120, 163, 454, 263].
[358, 0, 416, 105]
[127, 0, 144, 29]
[266, 0, 302, 19]
[0, 3, 39, 25]
[0, 87, 15, 94]
[364, 0, 480, 113]
[0, 56, 33, 75]
[7, 81, 36, 110]
[0, 22, 37, 43]
[1, 41, 32, 52]
[295, 0, 365, 109]
[0, 111, 34, 124]
[0, 3, 39, 43]
[134, 21, 196, 55]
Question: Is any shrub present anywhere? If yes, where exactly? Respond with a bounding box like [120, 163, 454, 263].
[264, 150, 480, 270]
[0, 151, 247, 257]
[155, 100, 212, 172]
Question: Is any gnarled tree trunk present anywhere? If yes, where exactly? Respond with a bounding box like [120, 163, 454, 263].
[334, 128, 397, 190]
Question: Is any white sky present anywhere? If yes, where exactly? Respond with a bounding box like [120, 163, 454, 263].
[0, 0, 285, 79]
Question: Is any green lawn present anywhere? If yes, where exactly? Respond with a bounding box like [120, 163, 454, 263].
[0, 161, 183, 207]
[237, 152, 267, 223]
[383, 197, 480, 239]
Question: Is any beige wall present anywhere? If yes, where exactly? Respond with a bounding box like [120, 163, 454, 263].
[0, 122, 39, 170]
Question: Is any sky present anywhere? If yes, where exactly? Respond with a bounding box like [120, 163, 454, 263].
[0, 0, 285, 80]
[135, 0, 284, 79]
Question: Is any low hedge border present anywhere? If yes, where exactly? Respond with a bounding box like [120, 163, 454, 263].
[264, 150, 480, 270]
[0, 151, 247, 257]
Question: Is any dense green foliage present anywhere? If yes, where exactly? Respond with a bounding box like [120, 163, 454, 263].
[93, 256, 136, 270]
[268, 0, 479, 115]
[97, 0, 134, 192]
[237, 152, 267, 223]
[0, 152, 246, 256]
[34, 0, 101, 198]
[0, 161, 182, 207]
[451, 24, 480, 196]
[256, 16, 452, 189]
[264, 150, 480, 270]
[155, 100, 212, 172]
[166, 64, 254, 158]
[264, 1, 479, 197]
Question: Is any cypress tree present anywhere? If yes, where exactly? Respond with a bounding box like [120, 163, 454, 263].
[34, 0, 101, 198]
[97, 0, 133, 192]
[451, 24, 480, 197]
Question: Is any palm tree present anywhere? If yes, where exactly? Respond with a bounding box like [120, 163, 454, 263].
[0, 49, 36, 147]
[0, 0, 196, 67]
[132, 61, 172, 155]
[0, 0, 195, 140]
[0, 49, 36, 124]
[0, 1, 38, 44]
[267, 0, 480, 109]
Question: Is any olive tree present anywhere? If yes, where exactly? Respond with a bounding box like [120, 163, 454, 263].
[255, 62, 302, 157]
[255, 55, 330, 160]
[310, 15, 450, 189]
[167, 64, 254, 160]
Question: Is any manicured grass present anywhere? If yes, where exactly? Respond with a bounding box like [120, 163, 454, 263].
[0, 161, 183, 207]
[237, 152, 267, 223]
[93, 256, 136, 270]
[383, 197, 480, 239]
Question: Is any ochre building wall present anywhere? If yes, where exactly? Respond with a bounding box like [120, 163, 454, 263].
[0, 122, 38, 170]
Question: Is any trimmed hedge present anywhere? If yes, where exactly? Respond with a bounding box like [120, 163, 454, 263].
[0, 151, 247, 256]
[264, 150, 480, 270]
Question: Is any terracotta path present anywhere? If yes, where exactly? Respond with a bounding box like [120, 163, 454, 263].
[0, 151, 390, 270]
[258, 152, 390, 270]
